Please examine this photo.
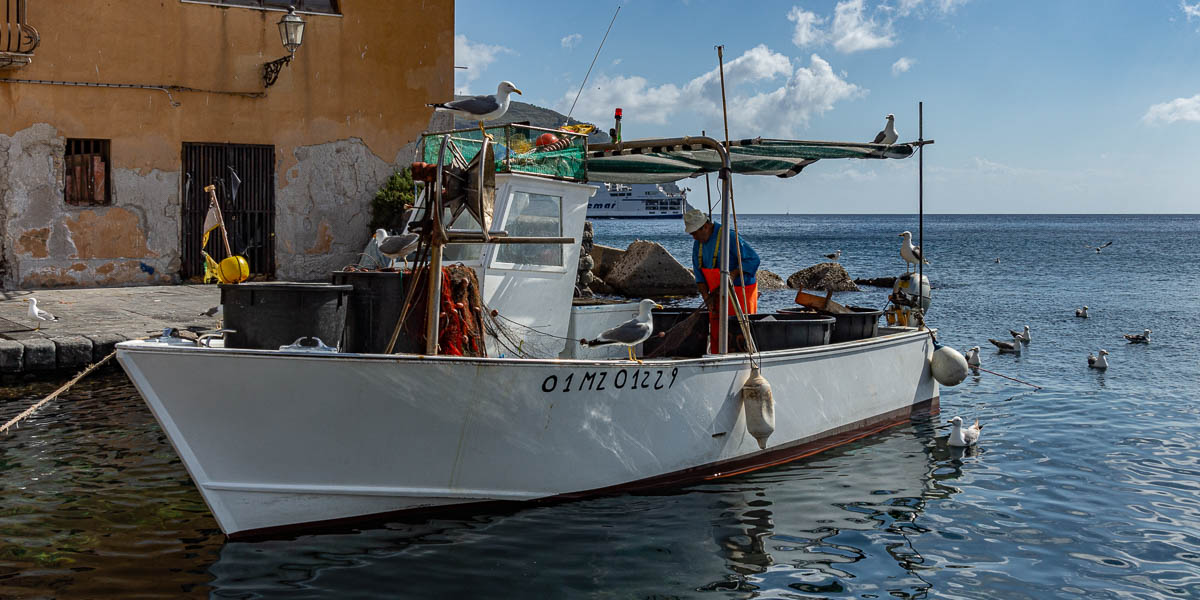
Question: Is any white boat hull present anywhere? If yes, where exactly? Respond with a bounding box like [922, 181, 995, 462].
[117, 328, 938, 537]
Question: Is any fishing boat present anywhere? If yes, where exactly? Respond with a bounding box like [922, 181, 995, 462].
[587, 181, 687, 219]
[117, 122, 949, 538]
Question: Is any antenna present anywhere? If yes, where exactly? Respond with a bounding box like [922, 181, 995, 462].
[565, 6, 621, 124]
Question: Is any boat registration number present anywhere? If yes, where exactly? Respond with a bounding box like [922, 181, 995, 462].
[541, 367, 679, 393]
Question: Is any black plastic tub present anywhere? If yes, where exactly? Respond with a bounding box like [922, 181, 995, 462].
[643, 308, 708, 358]
[221, 282, 352, 350]
[779, 306, 882, 343]
[729, 312, 834, 352]
[330, 271, 407, 353]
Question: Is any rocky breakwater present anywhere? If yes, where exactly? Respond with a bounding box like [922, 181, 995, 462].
[601, 240, 697, 298]
[786, 262, 860, 292]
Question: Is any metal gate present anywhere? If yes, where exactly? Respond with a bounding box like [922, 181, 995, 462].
[181, 143, 276, 279]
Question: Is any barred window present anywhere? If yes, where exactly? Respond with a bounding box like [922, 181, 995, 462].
[187, 1, 340, 14]
[64, 139, 111, 206]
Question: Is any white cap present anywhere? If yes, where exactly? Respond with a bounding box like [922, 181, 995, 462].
[683, 208, 708, 233]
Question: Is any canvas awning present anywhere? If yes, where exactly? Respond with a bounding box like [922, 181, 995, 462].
[586, 138, 915, 184]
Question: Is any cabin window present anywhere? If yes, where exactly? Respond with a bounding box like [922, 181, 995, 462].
[492, 191, 562, 268]
[442, 209, 483, 263]
[64, 138, 111, 206]
[183, 0, 340, 15]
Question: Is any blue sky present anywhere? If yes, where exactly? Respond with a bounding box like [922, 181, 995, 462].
[454, 1, 1200, 214]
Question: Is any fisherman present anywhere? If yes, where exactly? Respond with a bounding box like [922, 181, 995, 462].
[684, 208, 760, 353]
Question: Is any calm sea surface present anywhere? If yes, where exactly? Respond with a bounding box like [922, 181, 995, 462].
[2, 214, 1198, 599]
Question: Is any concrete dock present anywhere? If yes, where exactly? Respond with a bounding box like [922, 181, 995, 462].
[0, 285, 221, 376]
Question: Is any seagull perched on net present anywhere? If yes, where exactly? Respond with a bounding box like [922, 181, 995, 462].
[427, 81, 522, 137]
[1123, 328, 1151, 344]
[1075, 306, 1089, 318]
[898, 231, 928, 272]
[872, 114, 898, 145]
[579, 299, 663, 362]
[947, 416, 983, 447]
[823, 249, 842, 261]
[22, 298, 58, 330]
[374, 229, 420, 269]
[1009, 325, 1031, 344]
[1088, 349, 1109, 369]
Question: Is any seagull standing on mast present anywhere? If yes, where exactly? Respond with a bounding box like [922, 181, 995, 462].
[872, 114, 898, 145]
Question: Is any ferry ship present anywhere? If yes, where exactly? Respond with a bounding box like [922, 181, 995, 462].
[587, 182, 686, 219]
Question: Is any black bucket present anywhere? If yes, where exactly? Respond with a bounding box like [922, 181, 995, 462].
[729, 313, 834, 352]
[330, 271, 408, 353]
[644, 308, 708, 358]
[221, 283, 352, 350]
[779, 306, 882, 343]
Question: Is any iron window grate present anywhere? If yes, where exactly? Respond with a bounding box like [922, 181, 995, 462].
[64, 138, 112, 206]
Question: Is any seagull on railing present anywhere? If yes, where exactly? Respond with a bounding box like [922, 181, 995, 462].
[1088, 349, 1109, 369]
[22, 298, 58, 331]
[580, 299, 663, 363]
[427, 81, 522, 137]
[872, 114, 898, 145]
[1123, 329, 1151, 344]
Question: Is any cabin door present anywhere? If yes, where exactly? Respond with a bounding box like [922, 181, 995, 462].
[180, 143, 276, 280]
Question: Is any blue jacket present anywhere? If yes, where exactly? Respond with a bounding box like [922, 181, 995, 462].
[692, 222, 760, 287]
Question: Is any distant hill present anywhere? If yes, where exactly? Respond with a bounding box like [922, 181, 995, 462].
[450, 98, 612, 144]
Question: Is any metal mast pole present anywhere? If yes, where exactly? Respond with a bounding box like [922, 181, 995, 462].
[918, 101, 924, 327]
[716, 45, 731, 354]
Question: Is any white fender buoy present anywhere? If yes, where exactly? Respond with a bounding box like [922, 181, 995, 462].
[741, 366, 775, 449]
[931, 345, 969, 386]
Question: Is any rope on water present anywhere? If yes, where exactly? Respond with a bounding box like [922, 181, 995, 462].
[973, 365, 1042, 389]
[1, 350, 116, 435]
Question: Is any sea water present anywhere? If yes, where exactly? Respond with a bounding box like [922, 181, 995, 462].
[1, 214, 1198, 598]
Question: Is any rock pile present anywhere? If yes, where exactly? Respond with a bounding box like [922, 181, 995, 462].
[604, 240, 697, 297]
[786, 262, 860, 292]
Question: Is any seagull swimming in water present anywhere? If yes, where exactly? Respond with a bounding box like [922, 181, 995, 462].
[22, 298, 58, 331]
[947, 416, 983, 447]
[898, 231, 927, 272]
[1123, 328, 1151, 344]
[427, 81, 522, 137]
[823, 249, 842, 261]
[872, 114, 898, 145]
[580, 299, 663, 362]
[1075, 306, 1089, 318]
[965, 346, 981, 372]
[374, 229, 420, 269]
[988, 337, 1020, 354]
[1088, 349, 1109, 369]
[1009, 325, 1031, 344]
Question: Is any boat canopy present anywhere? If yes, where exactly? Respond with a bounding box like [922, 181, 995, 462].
[586, 138, 915, 184]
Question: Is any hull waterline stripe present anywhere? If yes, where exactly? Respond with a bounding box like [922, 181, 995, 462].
[201, 481, 545, 500]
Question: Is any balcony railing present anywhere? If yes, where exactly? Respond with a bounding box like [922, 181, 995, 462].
[1, 0, 39, 69]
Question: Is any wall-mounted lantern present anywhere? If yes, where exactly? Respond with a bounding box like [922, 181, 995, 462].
[262, 6, 306, 88]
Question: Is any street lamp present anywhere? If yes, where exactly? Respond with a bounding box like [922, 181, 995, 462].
[263, 6, 306, 88]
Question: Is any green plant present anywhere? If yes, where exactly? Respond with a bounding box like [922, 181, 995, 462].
[369, 167, 416, 232]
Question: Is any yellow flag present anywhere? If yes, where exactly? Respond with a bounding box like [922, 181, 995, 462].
[201, 197, 223, 284]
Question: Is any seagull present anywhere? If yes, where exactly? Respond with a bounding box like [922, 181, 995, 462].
[872, 114, 898, 145]
[374, 229, 420, 269]
[1084, 241, 1113, 253]
[580, 299, 663, 362]
[898, 231, 928, 272]
[988, 338, 1020, 354]
[823, 249, 842, 261]
[965, 346, 981, 371]
[1075, 306, 1089, 318]
[200, 305, 222, 317]
[1088, 349, 1109, 369]
[1009, 325, 1031, 344]
[427, 80, 522, 137]
[1123, 328, 1151, 344]
[994, 257, 1001, 264]
[22, 298, 58, 331]
[947, 416, 983, 447]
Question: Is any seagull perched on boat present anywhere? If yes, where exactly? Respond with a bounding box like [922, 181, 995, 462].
[22, 298, 58, 330]
[988, 337, 1020, 354]
[1075, 306, 1089, 318]
[898, 231, 928, 272]
[374, 229, 420, 269]
[965, 346, 981, 371]
[1088, 349, 1109, 369]
[1009, 325, 1031, 344]
[1123, 329, 1151, 344]
[1084, 241, 1113, 253]
[872, 114, 898, 145]
[580, 299, 663, 362]
[947, 416, 983, 447]
[427, 81, 522, 137]
[823, 249, 842, 261]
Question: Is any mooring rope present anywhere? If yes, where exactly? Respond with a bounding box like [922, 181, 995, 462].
[0, 351, 116, 435]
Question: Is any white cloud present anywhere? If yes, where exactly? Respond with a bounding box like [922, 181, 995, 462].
[561, 33, 583, 49]
[612, 58, 622, 66]
[561, 74, 683, 124]
[896, 0, 970, 16]
[831, 0, 896, 53]
[788, 6, 827, 47]
[891, 57, 915, 75]
[1184, 1, 1200, 20]
[1143, 93, 1200, 124]
[454, 34, 514, 94]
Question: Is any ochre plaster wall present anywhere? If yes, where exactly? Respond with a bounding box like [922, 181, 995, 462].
[0, 0, 452, 287]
